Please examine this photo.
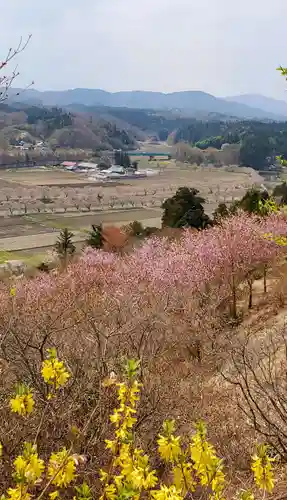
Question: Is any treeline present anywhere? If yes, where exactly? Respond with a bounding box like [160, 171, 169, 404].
[5, 102, 287, 167]
[161, 184, 287, 231]
[174, 120, 287, 169]
[98, 122, 136, 151]
[26, 106, 73, 128]
[88, 107, 287, 170]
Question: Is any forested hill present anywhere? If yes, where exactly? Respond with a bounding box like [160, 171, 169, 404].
[72, 105, 287, 170]
[170, 121, 287, 170]
[0, 103, 140, 152]
[2, 101, 287, 169]
[171, 120, 287, 169]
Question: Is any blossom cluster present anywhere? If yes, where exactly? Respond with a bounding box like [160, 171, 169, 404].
[99, 363, 275, 500]
[0, 211, 285, 498]
[2, 353, 278, 500]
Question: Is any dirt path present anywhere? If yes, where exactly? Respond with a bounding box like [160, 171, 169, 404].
[0, 216, 162, 251]
[0, 232, 85, 251]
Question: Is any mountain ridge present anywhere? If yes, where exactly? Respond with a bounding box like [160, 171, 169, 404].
[225, 93, 287, 117]
[6, 88, 287, 121]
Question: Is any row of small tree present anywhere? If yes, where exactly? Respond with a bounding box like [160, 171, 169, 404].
[161, 182, 287, 230]
[52, 183, 287, 280]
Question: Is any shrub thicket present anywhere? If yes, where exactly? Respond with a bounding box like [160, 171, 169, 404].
[0, 212, 287, 496]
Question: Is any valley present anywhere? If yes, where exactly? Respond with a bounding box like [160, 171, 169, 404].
[2, 4, 287, 497]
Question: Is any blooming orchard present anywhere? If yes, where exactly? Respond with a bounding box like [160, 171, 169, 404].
[0, 212, 286, 496]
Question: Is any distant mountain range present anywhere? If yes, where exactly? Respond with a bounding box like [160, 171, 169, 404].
[6, 88, 287, 121]
[225, 94, 287, 118]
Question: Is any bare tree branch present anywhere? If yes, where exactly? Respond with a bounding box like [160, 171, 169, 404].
[222, 325, 287, 460]
[0, 35, 33, 103]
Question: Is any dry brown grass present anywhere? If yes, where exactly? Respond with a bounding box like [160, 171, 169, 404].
[0, 169, 90, 186]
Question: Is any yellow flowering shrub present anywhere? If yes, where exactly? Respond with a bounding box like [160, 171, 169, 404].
[48, 448, 76, 487]
[14, 445, 44, 483]
[251, 445, 275, 493]
[99, 360, 275, 500]
[10, 385, 34, 416]
[1, 357, 276, 499]
[158, 420, 181, 463]
[41, 348, 70, 392]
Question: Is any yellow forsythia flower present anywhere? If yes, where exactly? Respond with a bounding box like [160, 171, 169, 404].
[10, 287, 16, 297]
[14, 452, 44, 484]
[158, 420, 182, 463]
[42, 349, 70, 390]
[116, 445, 158, 490]
[10, 390, 34, 416]
[158, 434, 181, 463]
[173, 463, 195, 494]
[48, 448, 76, 487]
[108, 380, 140, 441]
[99, 469, 108, 482]
[6, 487, 31, 500]
[129, 466, 158, 489]
[117, 383, 127, 405]
[28, 455, 44, 482]
[13, 442, 44, 486]
[251, 445, 274, 493]
[110, 410, 121, 425]
[151, 485, 183, 500]
[105, 439, 117, 453]
[129, 380, 141, 406]
[190, 421, 225, 495]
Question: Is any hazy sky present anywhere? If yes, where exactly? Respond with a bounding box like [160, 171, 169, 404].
[1, 0, 287, 98]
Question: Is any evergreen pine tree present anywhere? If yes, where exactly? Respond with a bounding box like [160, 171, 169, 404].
[85, 224, 104, 249]
[55, 228, 76, 263]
